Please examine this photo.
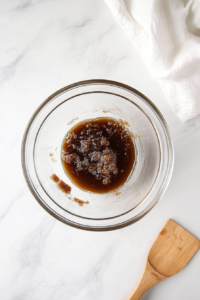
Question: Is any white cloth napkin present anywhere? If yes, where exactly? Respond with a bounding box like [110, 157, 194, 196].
[105, 0, 200, 121]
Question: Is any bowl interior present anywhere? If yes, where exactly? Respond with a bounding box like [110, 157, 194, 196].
[34, 92, 160, 219]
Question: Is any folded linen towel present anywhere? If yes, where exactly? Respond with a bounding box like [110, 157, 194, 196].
[105, 0, 200, 121]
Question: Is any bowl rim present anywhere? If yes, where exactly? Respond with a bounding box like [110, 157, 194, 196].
[21, 79, 174, 231]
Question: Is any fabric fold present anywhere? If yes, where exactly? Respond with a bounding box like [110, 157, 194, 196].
[105, 0, 200, 121]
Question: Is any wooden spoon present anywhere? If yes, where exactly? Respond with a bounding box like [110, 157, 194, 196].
[127, 219, 200, 300]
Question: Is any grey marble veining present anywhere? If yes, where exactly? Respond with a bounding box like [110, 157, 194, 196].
[0, 0, 200, 299]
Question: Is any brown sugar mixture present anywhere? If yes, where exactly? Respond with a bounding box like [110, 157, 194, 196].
[57, 180, 71, 194]
[51, 174, 71, 193]
[51, 174, 59, 183]
[61, 118, 135, 193]
[50, 174, 89, 206]
[74, 198, 89, 206]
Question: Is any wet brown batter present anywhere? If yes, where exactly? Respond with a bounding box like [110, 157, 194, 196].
[61, 117, 135, 193]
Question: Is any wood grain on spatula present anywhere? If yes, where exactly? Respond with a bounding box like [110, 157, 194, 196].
[127, 219, 200, 300]
[149, 219, 200, 277]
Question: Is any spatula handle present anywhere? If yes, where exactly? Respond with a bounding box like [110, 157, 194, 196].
[126, 261, 167, 300]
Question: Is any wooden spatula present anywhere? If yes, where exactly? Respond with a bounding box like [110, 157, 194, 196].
[127, 219, 200, 300]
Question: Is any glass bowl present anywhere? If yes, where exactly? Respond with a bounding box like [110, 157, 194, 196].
[22, 80, 174, 231]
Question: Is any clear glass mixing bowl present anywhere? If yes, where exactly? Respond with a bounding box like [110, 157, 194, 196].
[22, 80, 174, 231]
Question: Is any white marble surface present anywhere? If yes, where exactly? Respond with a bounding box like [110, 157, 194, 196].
[1, 0, 200, 299]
